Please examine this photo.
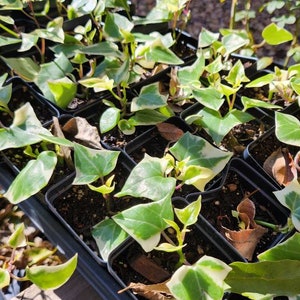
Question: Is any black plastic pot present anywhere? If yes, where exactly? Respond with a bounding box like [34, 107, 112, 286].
[45, 151, 136, 266]
[187, 158, 291, 260]
[243, 126, 300, 189]
[0, 162, 133, 300]
[124, 116, 193, 162]
[107, 196, 246, 300]
[180, 99, 275, 156]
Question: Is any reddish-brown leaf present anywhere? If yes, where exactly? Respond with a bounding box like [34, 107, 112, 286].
[263, 147, 297, 186]
[156, 123, 184, 142]
[118, 281, 174, 300]
[223, 225, 268, 261]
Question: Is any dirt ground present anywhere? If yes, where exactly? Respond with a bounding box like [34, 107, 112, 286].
[131, 0, 294, 63]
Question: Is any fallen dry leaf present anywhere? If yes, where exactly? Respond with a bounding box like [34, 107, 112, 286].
[263, 147, 297, 186]
[223, 192, 268, 261]
[62, 117, 103, 149]
[118, 281, 174, 300]
[237, 196, 256, 228]
[223, 225, 268, 261]
[128, 254, 170, 283]
[156, 123, 184, 142]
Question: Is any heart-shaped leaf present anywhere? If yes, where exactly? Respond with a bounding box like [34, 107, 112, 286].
[273, 180, 300, 231]
[262, 23, 293, 45]
[131, 82, 168, 112]
[73, 143, 120, 185]
[167, 255, 231, 300]
[26, 254, 77, 290]
[113, 198, 173, 251]
[4, 151, 57, 204]
[195, 107, 254, 145]
[115, 154, 176, 201]
[169, 132, 233, 176]
[0, 269, 10, 289]
[275, 111, 300, 147]
[92, 219, 128, 261]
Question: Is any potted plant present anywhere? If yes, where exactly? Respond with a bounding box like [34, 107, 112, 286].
[1, 1, 300, 299]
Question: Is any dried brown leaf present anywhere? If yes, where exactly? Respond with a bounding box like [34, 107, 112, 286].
[223, 225, 268, 260]
[118, 281, 174, 300]
[263, 147, 297, 186]
[156, 123, 184, 142]
[237, 197, 256, 228]
[62, 117, 102, 149]
[128, 254, 170, 283]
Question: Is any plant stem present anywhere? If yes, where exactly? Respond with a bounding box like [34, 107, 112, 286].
[0, 23, 20, 38]
[255, 219, 290, 233]
[229, 0, 238, 30]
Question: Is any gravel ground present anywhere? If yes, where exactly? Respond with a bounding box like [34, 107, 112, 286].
[131, 0, 294, 63]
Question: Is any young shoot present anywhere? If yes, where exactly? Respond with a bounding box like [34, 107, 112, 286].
[154, 197, 201, 269]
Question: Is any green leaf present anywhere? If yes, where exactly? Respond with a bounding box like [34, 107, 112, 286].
[4, 151, 57, 204]
[19, 32, 39, 52]
[192, 87, 225, 111]
[0, 0, 23, 10]
[79, 76, 114, 93]
[225, 60, 249, 87]
[177, 54, 205, 94]
[73, 143, 120, 185]
[131, 82, 168, 112]
[273, 180, 300, 231]
[0, 56, 40, 82]
[35, 53, 74, 102]
[169, 132, 233, 175]
[26, 254, 77, 290]
[48, 77, 77, 109]
[178, 165, 215, 191]
[275, 111, 300, 147]
[0, 82, 12, 111]
[198, 28, 220, 48]
[7, 223, 27, 248]
[222, 33, 249, 55]
[104, 12, 134, 41]
[129, 109, 169, 125]
[194, 107, 254, 145]
[0, 269, 10, 289]
[115, 154, 176, 201]
[0, 103, 52, 151]
[35, 17, 64, 43]
[258, 232, 300, 262]
[262, 23, 293, 45]
[118, 119, 136, 135]
[92, 219, 128, 262]
[0, 36, 20, 47]
[205, 55, 224, 74]
[154, 242, 185, 253]
[88, 175, 116, 195]
[291, 77, 300, 95]
[99, 107, 120, 133]
[257, 57, 273, 70]
[167, 255, 231, 300]
[245, 73, 274, 88]
[113, 198, 173, 251]
[79, 41, 123, 58]
[174, 198, 201, 227]
[241, 96, 282, 111]
[145, 39, 184, 65]
[26, 247, 56, 266]
[226, 260, 300, 296]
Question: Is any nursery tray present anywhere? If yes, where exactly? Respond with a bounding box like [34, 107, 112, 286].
[0, 163, 133, 300]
